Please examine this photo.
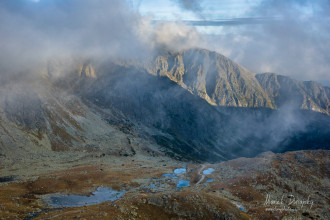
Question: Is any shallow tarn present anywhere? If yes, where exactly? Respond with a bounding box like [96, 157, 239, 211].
[177, 180, 190, 188]
[206, 179, 215, 183]
[173, 165, 186, 175]
[44, 186, 125, 208]
[203, 168, 215, 175]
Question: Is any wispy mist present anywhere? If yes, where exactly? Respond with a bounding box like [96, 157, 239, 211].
[0, 0, 200, 78]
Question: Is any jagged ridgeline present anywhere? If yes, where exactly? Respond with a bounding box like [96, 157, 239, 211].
[1, 49, 329, 162]
[144, 49, 329, 114]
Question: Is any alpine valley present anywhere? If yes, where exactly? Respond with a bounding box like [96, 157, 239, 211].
[0, 49, 329, 219]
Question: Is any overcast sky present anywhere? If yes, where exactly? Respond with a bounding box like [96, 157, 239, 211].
[1, 0, 330, 84]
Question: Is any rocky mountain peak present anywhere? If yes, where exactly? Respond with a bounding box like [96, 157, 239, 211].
[256, 72, 329, 115]
[80, 62, 96, 79]
[146, 48, 274, 108]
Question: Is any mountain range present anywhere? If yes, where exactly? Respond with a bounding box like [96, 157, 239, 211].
[146, 49, 329, 114]
[1, 48, 330, 219]
[0, 48, 329, 164]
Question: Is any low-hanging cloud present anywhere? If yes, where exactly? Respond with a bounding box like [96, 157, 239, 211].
[0, 0, 139, 75]
[0, 0, 201, 79]
[146, 21, 201, 51]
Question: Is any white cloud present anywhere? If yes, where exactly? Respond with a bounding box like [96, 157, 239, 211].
[0, 0, 205, 77]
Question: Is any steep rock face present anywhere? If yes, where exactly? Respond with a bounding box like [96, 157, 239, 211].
[146, 49, 274, 108]
[80, 62, 96, 78]
[325, 86, 330, 98]
[256, 73, 330, 114]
